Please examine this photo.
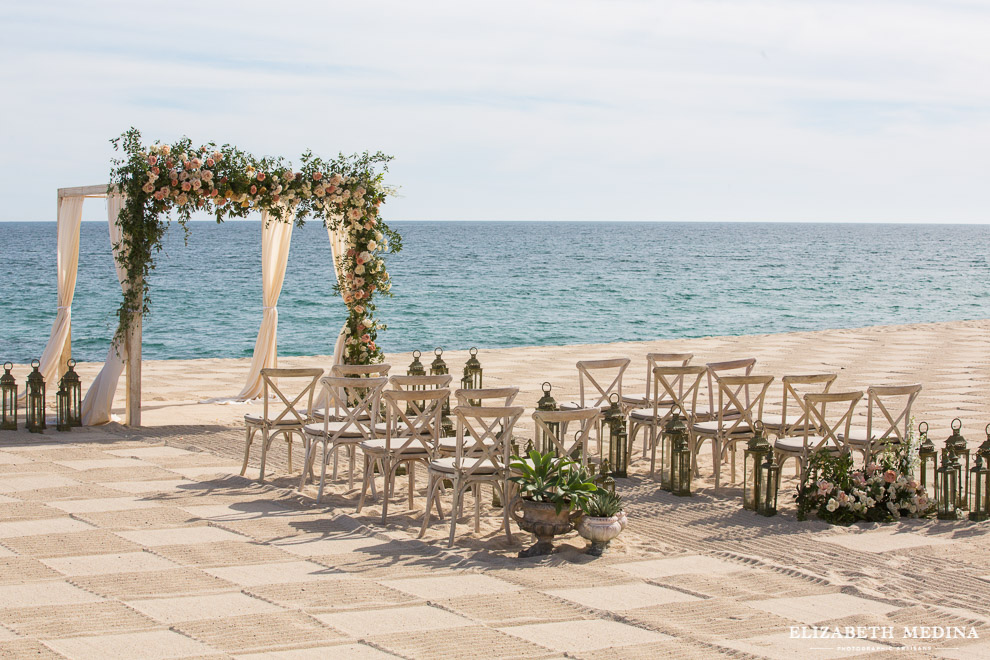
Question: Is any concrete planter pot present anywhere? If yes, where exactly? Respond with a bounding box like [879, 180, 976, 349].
[510, 498, 581, 558]
[576, 510, 627, 556]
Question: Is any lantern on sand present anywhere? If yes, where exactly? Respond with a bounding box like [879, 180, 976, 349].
[603, 394, 628, 478]
[1, 363, 16, 431]
[25, 360, 46, 433]
[756, 448, 779, 517]
[917, 421, 937, 498]
[743, 421, 771, 511]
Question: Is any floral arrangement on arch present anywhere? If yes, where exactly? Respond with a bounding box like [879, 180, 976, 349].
[109, 128, 401, 364]
[795, 421, 934, 525]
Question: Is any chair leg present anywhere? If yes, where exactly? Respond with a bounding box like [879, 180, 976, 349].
[287, 434, 293, 473]
[712, 438, 720, 491]
[299, 435, 313, 491]
[317, 438, 330, 504]
[241, 427, 255, 476]
[730, 443, 737, 485]
[381, 456, 393, 524]
[357, 452, 374, 513]
[474, 483, 481, 533]
[348, 445, 356, 490]
[500, 480, 514, 545]
[419, 472, 442, 538]
[448, 480, 462, 547]
[649, 425, 658, 477]
[259, 428, 270, 483]
[408, 462, 415, 509]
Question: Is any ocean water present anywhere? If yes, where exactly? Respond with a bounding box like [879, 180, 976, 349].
[1, 220, 988, 363]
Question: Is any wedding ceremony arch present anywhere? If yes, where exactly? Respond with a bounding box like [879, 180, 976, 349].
[35, 129, 400, 427]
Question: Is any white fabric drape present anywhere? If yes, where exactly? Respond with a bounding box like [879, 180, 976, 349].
[236, 208, 295, 400]
[81, 195, 128, 425]
[328, 222, 349, 367]
[35, 196, 84, 389]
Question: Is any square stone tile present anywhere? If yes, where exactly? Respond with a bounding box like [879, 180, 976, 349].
[126, 592, 284, 624]
[1, 529, 142, 558]
[745, 593, 899, 625]
[500, 619, 670, 652]
[616, 555, 746, 579]
[42, 629, 217, 660]
[0, 601, 158, 638]
[316, 605, 475, 637]
[381, 573, 523, 599]
[42, 551, 181, 576]
[0, 517, 94, 538]
[720, 632, 890, 659]
[166, 465, 244, 478]
[203, 561, 342, 587]
[48, 496, 163, 514]
[117, 526, 248, 547]
[101, 479, 193, 494]
[0, 581, 103, 607]
[0, 474, 78, 493]
[152, 540, 297, 567]
[819, 529, 955, 553]
[180, 501, 296, 522]
[106, 447, 195, 459]
[546, 582, 701, 611]
[177, 611, 345, 653]
[270, 534, 394, 557]
[73, 568, 235, 599]
[440, 590, 589, 627]
[246, 577, 417, 611]
[56, 458, 150, 471]
[235, 643, 400, 659]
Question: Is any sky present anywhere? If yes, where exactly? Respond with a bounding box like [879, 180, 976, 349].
[1, 0, 989, 223]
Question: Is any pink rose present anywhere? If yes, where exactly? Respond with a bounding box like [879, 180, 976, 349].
[867, 463, 880, 475]
[361, 334, 371, 343]
[883, 470, 897, 484]
[148, 155, 157, 165]
[151, 167, 160, 175]
[313, 171, 323, 181]
[181, 182, 191, 191]
[272, 194, 280, 203]
[354, 305, 364, 314]
[250, 185, 257, 195]
[817, 480, 832, 495]
[191, 158, 202, 168]
[206, 158, 214, 167]
[257, 172, 265, 181]
[347, 249, 356, 257]
[369, 342, 376, 350]
[142, 182, 155, 193]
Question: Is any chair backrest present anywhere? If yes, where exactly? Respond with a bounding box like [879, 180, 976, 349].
[778, 374, 838, 436]
[320, 375, 388, 442]
[382, 387, 448, 456]
[331, 363, 392, 377]
[652, 365, 707, 422]
[389, 374, 452, 390]
[260, 368, 324, 427]
[714, 374, 774, 435]
[803, 391, 864, 453]
[576, 358, 630, 408]
[866, 384, 922, 444]
[452, 405, 524, 479]
[454, 387, 518, 406]
[643, 353, 692, 402]
[705, 358, 756, 414]
[531, 408, 600, 465]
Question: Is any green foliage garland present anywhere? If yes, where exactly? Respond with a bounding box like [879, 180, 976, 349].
[108, 128, 402, 364]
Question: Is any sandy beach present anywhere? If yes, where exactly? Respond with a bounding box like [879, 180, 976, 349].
[2, 319, 990, 658]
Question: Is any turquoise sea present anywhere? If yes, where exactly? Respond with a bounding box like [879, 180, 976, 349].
[1, 221, 988, 363]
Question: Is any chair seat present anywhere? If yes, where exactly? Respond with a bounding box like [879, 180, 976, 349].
[629, 406, 675, 422]
[437, 436, 495, 453]
[773, 435, 841, 453]
[360, 438, 430, 454]
[302, 421, 390, 437]
[428, 456, 500, 474]
[760, 414, 813, 432]
[244, 413, 306, 427]
[692, 421, 752, 436]
[839, 428, 898, 446]
[311, 407, 371, 421]
[559, 400, 610, 412]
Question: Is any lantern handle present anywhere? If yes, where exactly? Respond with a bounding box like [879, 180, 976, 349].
[66, 358, 76, 369]
[3, 362, 11, 372]
[31, 359, 40, 369]
[670, 404, 681, 418]
[412, 350, 421, 359]
[609, 392, 620, 405]
[542, 381, 552, 394]
[919, 421, 928, 434]
[754, 420, 764, 434]
[985, 422, 990, 437]
[469, 347, 478, 357]
[434, 347, 443, 357]
[952, 418, 962, 431]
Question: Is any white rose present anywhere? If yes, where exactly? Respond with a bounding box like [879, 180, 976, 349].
[367, 240, 377, 251]
[354, 265, 365, 275]
[362, 318, 373, 328]
[825, 499, 838, 512]
[375, 231, 383, 241]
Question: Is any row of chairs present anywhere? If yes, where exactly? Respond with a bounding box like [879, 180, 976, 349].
[240, 365, 604, 546]
[551, 355, 921, 488]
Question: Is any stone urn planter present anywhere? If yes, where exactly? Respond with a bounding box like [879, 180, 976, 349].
[576, 510, 627, 556]
[510, 498, 582, 558]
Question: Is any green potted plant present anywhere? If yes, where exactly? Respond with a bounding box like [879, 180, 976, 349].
[576, 489, 627, 556]
[508, 450, 597, 557]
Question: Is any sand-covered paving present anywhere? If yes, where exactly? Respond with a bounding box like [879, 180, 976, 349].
[1, 320, 990, 658]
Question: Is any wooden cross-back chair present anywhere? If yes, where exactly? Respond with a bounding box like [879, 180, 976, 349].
[692, 373, 774, 490]
[531, 407, 600, 466]
[357, 385, 449, 523]
[841, 384, 922, 463]
[702, 358, 756, 421]
[629, 363, 704, 464]
[622, 353, 693, 408]
[419, 404, 524, 546]
[310, 363, 391, 421]
[559, 358, 630, 454]
[300, 375, 388, 501]
[761, 374, 838, 440]
[242, 367, 323, 483]
[644, 365, 707, 477]
[438, 387, 519, 455]
[774, 390, 863, 480]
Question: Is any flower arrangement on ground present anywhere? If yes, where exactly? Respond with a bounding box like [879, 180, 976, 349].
[795, 423, 934, 524]
[109, 128, 402, 364]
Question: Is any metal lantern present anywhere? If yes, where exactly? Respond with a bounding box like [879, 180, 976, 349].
[1, 362, 16, 431]
[659, 407, 685, 489]
[60, 359, 82, 427]
[407, 350, 426, 376]
[917, 421, 937, 497]
[25, 359, 46, 433]
[56, 384, 71, 432]
[743, 421, 771, 511]
[668, 414, 692, 496]
[603, 393, 628, 478]
[430, 348, 453, 437]
[460, 347, 482, 405]
[936, 448, 960, 521]
[969, 454, 990, 522]
[535, 381, 559, 455]
[593, 459, 616, 494]
[946, 418, 970, 509]
[756, 448, 779, 516]
[977, 424, 990, 462]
